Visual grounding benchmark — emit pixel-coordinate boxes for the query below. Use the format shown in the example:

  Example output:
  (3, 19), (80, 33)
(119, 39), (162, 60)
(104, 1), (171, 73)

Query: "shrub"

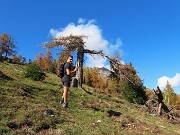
(23, 62), (46, 81)
(50, 60), (57, 74)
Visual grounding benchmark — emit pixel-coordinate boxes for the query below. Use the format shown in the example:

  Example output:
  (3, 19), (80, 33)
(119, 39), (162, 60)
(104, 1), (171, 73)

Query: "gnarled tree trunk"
(76, 47), (84, 88)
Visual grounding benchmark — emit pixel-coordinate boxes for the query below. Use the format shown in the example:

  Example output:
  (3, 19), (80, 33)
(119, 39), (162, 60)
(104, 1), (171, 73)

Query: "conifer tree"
(90, 67), (101, 89)
(83, 67), (92, 87)
(35, 51), (44, 69)
(35, 50), (53, 71)
(0, 33), (16, 59)
(115, 63), (147, 104)
(163, 81), (177, 106)
(43, 50), (53, 71)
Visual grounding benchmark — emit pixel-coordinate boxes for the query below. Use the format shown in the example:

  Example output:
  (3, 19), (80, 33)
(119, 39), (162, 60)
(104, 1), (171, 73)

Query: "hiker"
(60, 55), (78, 108)
(153, 86), (169, 115)
(154, 86), (163, 104)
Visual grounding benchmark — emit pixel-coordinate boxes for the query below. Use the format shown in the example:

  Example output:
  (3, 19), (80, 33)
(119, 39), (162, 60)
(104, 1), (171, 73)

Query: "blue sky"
(1, 0), (180, 94)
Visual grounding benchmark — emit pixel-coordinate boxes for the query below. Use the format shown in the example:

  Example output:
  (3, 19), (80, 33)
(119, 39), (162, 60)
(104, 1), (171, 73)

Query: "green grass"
(0, 61), (180, 135)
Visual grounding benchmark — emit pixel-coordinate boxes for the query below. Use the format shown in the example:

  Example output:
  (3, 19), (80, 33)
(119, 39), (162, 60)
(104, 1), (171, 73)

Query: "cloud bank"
(49, 18), (123, 68)
(158, 73), (180, 90)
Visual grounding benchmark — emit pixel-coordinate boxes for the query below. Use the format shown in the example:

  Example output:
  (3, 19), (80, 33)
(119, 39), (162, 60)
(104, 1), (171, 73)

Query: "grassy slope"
(0, 62), (179, 135)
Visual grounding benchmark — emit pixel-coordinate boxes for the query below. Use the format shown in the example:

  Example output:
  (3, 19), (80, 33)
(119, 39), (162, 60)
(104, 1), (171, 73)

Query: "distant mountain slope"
(98, 67), (113, 78)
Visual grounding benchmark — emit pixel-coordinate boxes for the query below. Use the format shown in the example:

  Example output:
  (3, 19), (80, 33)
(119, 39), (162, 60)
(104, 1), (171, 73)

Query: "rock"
(43, 109), (55, 117)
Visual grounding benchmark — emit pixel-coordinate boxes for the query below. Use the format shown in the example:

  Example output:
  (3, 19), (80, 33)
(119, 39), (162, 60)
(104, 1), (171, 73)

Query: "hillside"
(0, 61), (180, 135)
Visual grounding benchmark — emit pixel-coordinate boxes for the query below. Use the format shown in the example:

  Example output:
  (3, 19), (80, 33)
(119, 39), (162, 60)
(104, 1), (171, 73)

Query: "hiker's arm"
(153, 89), (157, 95)
(157, 86), (161, 91)
(71, 67), (78, 73)
(69, 67), (78, 77)
(66, 67), (78, 75)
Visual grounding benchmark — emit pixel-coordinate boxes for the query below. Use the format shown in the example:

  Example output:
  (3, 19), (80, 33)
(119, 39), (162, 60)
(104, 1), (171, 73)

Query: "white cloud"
(85, 55), (107, 68)
(157, 73), (180, 90)
(49, 18), (123, 68)
(49, 29), (59, 37)
(78, 18), (86, 24)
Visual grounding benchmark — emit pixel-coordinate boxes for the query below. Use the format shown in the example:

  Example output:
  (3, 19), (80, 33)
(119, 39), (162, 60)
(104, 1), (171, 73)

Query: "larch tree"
(0, 33), (16, 59)
(163, 81), (177, 106)
(43, 50), (53, 71)
(35, 51), (44, 69)
(83, 67), (92, 87)
(35, 50), (53, 71)
(90, 67), (101, 89)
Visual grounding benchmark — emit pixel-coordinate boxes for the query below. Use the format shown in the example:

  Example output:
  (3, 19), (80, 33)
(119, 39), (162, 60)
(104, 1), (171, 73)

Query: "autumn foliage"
(0, 33), (16, 59)
(83, 63), (147, 104)
(83, 67), (114, 94)
(35, 50), (53, 72)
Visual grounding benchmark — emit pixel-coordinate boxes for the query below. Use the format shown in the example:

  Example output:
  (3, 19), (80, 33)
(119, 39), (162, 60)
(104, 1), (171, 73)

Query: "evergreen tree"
(117, 63), (147, 104)
(50, 60), (57, 74)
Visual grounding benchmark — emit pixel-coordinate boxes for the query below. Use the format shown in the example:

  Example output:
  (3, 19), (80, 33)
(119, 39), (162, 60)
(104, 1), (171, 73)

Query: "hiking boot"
(63, 102), (68, 108)
(59, 98), (64, 104)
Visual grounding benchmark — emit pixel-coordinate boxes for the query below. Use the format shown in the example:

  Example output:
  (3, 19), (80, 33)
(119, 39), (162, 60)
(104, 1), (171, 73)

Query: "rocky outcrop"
(98, 67), (113, 78)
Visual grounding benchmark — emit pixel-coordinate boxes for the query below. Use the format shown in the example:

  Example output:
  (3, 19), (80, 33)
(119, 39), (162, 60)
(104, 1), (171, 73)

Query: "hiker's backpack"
(57, 63), (65, 78)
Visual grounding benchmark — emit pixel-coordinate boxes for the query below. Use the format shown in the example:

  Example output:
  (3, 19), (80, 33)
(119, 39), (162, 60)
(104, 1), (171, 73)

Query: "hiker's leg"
(162, 103), (170, 113)
(60, 82), (64, 103)
(62, 81), (70, 108)
(61, 90), (64, 100)
(63, 86), (69, 103)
